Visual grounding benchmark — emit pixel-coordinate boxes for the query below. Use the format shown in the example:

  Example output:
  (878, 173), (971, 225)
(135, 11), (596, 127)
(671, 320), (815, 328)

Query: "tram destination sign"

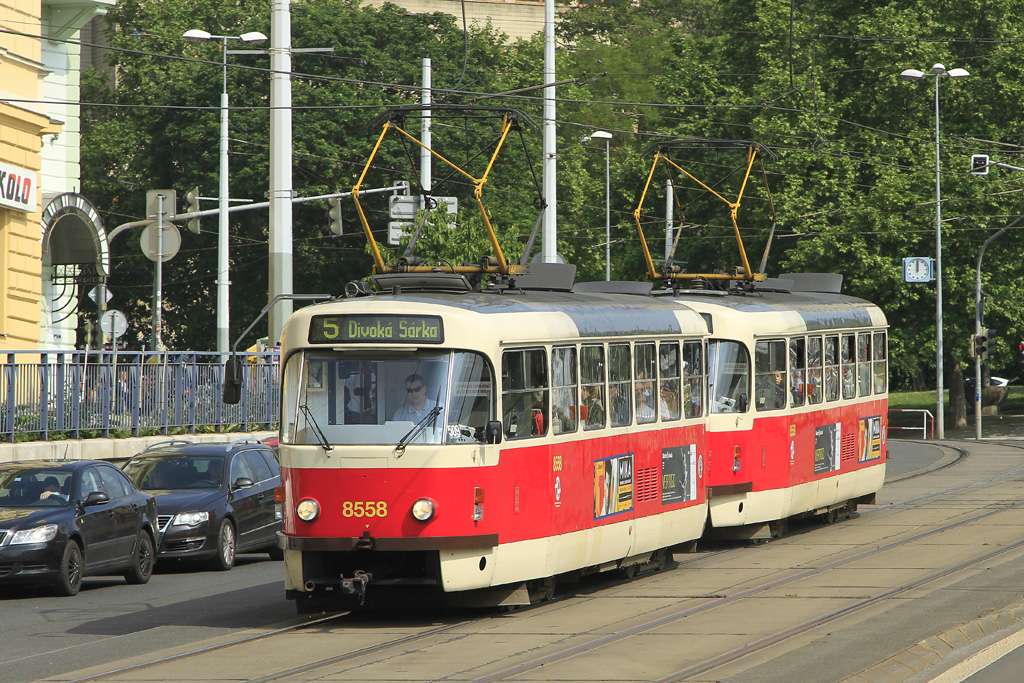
(309, 314), (444, 344)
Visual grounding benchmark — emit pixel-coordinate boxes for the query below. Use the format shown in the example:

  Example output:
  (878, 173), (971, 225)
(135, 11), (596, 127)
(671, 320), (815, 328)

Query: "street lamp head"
(900, 68), (925, 79)
(589, 130), (612, 140)
(183, 29), (212, 41)
(239, 31), (268, 43)
(947, 68), (970, 78)
(931, 63), (947, 74)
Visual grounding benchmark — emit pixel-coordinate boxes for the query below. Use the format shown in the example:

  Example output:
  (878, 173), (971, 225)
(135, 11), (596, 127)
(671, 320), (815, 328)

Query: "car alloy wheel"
(55, 542), (83, 596)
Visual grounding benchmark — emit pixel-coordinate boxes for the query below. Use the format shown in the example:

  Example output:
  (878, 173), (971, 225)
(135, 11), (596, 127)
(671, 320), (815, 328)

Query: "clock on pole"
(902, 257), (933, 283)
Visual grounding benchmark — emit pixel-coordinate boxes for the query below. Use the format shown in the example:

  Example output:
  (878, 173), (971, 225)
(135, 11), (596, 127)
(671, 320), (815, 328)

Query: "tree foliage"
(81, 0), (1024, 409)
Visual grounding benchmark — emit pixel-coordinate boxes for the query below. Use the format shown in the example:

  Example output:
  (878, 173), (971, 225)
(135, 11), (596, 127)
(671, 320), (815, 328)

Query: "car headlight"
(411, 498), (436, 522)
(172, 511), (210, 527)
(10, 524), (59, 545)
(296, 498), (320, 522)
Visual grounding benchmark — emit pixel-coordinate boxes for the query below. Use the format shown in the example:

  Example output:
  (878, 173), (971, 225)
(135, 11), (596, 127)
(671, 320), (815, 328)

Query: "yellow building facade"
(0, 0), (57, 350)
(2, 0), (112, 353)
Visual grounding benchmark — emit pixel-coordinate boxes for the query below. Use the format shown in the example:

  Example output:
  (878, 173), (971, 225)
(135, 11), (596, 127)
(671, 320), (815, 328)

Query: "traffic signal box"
(974, 329), (998, 360)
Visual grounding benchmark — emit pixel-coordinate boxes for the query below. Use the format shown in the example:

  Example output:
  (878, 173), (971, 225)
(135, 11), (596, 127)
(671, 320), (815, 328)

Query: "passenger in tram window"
(636, 384), (656, 423)
(808, 368), (823, 403)
(393, 373), (437, 422)
(791, 370), (805, 405)
(684, 377), (702, 418)
(582, 385), (605, 429)
(660, 380), (680, 420)
(608, 383), (630, 426)
(771, 372), (787, 409)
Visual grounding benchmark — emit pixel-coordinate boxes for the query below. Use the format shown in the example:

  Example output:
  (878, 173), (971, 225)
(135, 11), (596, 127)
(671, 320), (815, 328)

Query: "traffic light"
(974, 333), (989, 359)
(1017, 340), (1024, 364)
(328, 196), (343, 235)
(185, 187), (201, 233)
(970, 154), (990, 175)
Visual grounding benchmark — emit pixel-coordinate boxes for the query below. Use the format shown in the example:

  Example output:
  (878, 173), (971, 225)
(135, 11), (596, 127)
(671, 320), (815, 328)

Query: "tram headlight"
(411, 498), (436, 522)
(296, 498), (320, 522)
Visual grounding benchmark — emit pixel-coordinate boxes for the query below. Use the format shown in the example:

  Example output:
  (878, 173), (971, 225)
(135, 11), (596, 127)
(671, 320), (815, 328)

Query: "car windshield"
(0, 468), (73, 507)
(281, 349), (494, 447)
(123, 455), (225, 490)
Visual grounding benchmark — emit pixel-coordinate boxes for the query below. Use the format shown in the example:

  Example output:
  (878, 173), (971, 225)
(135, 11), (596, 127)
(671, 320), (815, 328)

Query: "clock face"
(903, 257), (931, 283)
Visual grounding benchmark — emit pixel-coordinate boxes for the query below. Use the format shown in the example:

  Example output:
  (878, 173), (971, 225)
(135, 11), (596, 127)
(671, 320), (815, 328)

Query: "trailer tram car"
(276, 273), (711, 611)
(669, 274), (888, 540)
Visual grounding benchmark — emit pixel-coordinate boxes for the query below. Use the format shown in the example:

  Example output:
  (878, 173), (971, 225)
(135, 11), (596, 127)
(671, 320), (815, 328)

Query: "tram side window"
(445, 352), (494, 444)
(581, 345), (606, 430)
(841, 333), (856, 400)
(502, 349), (548, 439)
(682, 340), (704, 418)
(754, 340), (787, 411)
(857, 333), (872, 397)
(608, 343), (632, 427)
(659, 342), (681, 422)
(873, 331), (888, 394)
(824, 335), (840, 402)
(634, 342), (657, 424)
(551, 346), (578, 435)
(709, 340), (749, 413)
(790, 337), (806, 407)
(807, 336), (824, 405)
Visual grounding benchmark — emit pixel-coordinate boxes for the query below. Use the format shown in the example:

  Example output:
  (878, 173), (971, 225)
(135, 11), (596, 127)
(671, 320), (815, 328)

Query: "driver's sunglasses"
(406, 385), (425, 393)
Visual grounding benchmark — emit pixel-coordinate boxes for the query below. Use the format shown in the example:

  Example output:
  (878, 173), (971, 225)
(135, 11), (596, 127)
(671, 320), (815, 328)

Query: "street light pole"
(900, 63), (969, 440)
(183, 28), (267, 352)
(589, 131), (612, 280)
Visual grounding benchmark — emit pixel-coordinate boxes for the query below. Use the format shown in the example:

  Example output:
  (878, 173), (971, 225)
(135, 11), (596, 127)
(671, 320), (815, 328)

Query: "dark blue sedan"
(0, 460), (158, 596)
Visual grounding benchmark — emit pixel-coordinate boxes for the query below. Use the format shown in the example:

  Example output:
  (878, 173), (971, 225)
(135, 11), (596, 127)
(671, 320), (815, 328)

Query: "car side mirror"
(82, 491), (110, 507)
(223, 356), (243, 405)
(232, 477), (255, 490)
(485, 420), (503, 445)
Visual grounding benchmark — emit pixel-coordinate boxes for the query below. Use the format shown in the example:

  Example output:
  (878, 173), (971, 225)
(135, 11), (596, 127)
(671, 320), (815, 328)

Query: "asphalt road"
(1, 553), (296, 683)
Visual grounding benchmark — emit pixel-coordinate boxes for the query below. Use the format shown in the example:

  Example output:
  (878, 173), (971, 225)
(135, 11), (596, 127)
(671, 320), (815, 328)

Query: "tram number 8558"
(342, 501), (389, 517)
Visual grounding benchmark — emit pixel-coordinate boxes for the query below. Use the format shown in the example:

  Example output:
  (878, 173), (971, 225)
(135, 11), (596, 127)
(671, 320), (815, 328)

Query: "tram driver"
(392, 373), (437, 422)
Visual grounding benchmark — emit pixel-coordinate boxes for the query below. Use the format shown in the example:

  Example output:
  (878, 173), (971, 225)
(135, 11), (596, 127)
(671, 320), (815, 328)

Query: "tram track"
(50, 439), (1024, 683)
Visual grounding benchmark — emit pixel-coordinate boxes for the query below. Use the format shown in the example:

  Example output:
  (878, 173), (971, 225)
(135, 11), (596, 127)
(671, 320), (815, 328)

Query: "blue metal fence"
(0, 350), (278, 441)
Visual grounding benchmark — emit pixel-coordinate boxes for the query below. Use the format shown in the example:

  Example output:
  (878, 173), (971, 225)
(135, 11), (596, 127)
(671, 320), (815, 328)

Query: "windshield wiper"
(299, 404), (333, 453)
(394, 403), (443, 458)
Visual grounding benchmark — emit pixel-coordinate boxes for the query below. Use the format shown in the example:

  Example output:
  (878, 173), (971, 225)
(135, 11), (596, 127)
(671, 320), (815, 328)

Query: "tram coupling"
(341, 570), (372, 605)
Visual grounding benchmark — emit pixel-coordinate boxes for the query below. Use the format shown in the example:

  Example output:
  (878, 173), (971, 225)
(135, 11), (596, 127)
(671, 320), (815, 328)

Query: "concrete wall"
(0, 431), (277, 464)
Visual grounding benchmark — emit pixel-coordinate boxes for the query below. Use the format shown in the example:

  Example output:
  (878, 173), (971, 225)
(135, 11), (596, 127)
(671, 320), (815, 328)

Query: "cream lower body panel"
(709, 463), (886, 528)
(440, 504), (707, 592)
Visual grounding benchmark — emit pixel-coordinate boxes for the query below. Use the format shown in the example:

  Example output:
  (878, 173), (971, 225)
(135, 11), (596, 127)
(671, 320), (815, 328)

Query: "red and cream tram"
(275, 272), (711, 610)
(270, 268), (886, 611)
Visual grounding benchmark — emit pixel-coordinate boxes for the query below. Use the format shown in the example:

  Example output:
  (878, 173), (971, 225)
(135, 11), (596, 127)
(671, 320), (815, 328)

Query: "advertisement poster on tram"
(593, 454), (634, 519)
(858, 416), (882, 462)
(661, 445), (697, 505)
(814, 423), (841, 474)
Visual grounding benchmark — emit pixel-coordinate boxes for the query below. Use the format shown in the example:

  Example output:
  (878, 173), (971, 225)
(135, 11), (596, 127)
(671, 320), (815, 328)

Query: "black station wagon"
(122, 440), (283, 570)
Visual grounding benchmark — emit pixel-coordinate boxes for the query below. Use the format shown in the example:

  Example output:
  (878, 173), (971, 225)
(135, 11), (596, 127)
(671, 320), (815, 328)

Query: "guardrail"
(888, 408), (935, 439)
(1, 350), (278, 442)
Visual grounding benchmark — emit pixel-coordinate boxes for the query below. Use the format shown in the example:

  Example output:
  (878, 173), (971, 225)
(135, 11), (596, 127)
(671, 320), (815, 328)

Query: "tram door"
(705, 340), (756, 525)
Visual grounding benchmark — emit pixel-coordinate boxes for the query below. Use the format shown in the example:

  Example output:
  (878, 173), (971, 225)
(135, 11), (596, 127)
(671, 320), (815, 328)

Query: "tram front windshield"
(282, 350), (494, 446)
